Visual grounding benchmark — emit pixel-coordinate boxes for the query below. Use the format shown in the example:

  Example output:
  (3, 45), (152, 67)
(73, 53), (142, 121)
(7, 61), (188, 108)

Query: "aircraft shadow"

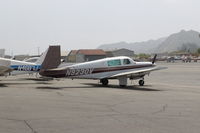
(0, 83), (8, 87)
(36, 86), (64, 90)
(21, 78), (54, 81)
(0, 81), (52, 88)
(82, 83), (162, 91)
(36, 83), (161, 91)
(36, 86), (96, 90)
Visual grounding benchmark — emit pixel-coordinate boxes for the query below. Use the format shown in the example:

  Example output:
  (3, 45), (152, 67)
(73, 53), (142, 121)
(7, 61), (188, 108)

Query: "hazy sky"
(1, 0), (200, 55)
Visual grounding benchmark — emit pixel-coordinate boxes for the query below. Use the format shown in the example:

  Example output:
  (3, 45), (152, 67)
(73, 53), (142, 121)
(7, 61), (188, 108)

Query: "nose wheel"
(139, 79), (144, 86)
(100, 79), (109, 86)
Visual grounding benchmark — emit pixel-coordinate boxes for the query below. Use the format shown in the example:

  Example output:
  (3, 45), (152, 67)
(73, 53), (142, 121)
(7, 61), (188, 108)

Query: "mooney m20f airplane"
(0, 48), (48, 76)
(39, 46), (166, 87)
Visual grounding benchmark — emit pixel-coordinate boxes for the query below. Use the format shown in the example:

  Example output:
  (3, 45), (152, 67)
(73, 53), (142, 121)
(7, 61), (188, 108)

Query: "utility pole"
(37, 47), (40, 56)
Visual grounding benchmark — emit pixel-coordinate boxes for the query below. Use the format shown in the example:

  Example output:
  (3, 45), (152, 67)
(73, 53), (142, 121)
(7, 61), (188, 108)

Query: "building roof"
(77, 49), (106, 55)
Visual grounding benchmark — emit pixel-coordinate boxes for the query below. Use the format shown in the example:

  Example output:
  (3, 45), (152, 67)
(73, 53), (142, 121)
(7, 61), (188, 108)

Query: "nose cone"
(152, 63), (156, 67)
(150, 62), (156, 67)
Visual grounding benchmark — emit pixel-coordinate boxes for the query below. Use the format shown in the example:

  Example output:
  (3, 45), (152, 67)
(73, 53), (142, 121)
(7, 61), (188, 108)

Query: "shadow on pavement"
(36, 86), (64, 90)
(21, 78), (54, 81)
(82, 83), (162, 91)
(0, 83), (8, 87)
(36, 83), (162, 91)
(36, 85), (97, 90)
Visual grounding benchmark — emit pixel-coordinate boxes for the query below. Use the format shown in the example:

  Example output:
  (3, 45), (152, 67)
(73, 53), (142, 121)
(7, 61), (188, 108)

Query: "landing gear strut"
(118, 76), (127, 87)
(100, 79), (109, 86)
(139, 79), (145, 86)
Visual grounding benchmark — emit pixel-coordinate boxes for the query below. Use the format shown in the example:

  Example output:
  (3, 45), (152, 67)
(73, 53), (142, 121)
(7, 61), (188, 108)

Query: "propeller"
(152, 54), (157, 64)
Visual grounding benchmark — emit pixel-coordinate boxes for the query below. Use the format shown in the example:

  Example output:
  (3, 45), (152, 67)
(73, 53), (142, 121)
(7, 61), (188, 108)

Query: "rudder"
(40, 45), (61, 70)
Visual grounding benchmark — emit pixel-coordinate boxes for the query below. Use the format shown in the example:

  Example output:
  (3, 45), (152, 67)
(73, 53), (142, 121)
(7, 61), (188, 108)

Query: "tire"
(139, 80), (144, 86)
(100, 79), (109, 86)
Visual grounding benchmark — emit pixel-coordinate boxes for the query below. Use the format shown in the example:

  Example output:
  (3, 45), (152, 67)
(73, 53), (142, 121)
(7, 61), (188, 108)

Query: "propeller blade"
(152, 54), (157, 64)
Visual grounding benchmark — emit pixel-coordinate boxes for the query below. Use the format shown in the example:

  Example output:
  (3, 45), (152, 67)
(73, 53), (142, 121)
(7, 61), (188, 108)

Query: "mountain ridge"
(98, 30), (200, 54)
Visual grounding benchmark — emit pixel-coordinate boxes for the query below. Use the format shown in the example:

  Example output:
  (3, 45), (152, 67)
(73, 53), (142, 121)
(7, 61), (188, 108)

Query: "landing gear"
(139, 80), (144, 86)
(118, 76), (127, 87)
(100, 79), (109, 86)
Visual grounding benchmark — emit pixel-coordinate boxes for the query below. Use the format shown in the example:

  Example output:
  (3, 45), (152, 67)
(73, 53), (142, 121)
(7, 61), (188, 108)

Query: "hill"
(98, 30), (200, 54)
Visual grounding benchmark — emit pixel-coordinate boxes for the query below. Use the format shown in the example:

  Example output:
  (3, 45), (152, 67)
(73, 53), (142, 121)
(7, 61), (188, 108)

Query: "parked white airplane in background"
(23, 57), (40, 63)
(39, 46), (166, 87)
(0, 48), (48, 76)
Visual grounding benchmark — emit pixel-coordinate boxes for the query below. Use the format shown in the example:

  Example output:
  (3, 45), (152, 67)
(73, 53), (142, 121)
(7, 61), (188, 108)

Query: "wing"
(0, 66), (13, 76)
(100, 66), (167, 79)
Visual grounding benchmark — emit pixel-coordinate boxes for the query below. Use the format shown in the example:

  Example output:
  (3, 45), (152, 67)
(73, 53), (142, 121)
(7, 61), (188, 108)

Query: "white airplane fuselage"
(41, 56), (155, 84)
(0, 57), (41, 76)
(65, 57), (154, 79)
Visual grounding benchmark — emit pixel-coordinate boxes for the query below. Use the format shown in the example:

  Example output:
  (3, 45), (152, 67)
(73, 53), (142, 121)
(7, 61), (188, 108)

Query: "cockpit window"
(107, 59), (121, 66)
(123, 59), (131, 65)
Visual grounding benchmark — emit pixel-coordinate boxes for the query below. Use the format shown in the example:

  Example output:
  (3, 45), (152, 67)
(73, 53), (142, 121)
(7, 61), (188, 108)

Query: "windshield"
(107, 59), (121, 66)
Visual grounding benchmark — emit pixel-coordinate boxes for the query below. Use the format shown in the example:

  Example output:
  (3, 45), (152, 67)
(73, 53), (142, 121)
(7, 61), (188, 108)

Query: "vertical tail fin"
(40, 45), (61, 70)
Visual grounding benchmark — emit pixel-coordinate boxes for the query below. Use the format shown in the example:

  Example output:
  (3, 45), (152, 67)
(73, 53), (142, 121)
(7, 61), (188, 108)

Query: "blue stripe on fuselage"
(10, 65), (41, 71)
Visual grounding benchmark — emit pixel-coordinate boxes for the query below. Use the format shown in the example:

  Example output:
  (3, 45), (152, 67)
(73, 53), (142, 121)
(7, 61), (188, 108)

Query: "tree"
(138, 53), (150, 59)
(198, 48), (200, 54)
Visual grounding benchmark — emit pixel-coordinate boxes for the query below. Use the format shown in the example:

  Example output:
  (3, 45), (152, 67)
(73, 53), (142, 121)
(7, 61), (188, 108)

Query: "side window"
(123, 59), (131, 65)
(107, 59), (121, 66)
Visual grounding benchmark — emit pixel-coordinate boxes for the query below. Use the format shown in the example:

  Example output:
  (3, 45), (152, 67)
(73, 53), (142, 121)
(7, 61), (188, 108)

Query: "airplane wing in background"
(101, 66), (167, 79)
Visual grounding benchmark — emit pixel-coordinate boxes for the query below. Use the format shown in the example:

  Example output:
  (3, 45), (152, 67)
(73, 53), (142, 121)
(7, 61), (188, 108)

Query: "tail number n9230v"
(66, 68), (93, 76)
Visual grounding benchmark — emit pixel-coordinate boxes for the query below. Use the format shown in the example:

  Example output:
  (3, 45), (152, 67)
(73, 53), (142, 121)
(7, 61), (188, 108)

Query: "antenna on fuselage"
(152, 54), (157, 64)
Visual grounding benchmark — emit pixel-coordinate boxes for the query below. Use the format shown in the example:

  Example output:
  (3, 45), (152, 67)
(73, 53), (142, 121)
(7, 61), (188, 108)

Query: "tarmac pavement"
(0, 62), (200, 133)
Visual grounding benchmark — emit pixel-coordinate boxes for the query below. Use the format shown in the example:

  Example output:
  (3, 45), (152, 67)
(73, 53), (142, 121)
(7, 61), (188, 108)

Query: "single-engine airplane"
(39, 46), (166, 87)
(0, 48), (48, 76)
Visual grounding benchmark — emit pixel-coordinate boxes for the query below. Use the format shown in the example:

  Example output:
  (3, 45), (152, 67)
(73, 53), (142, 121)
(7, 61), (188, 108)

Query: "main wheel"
(139, 80), (144, 86)
(100, 79), (109, 86)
